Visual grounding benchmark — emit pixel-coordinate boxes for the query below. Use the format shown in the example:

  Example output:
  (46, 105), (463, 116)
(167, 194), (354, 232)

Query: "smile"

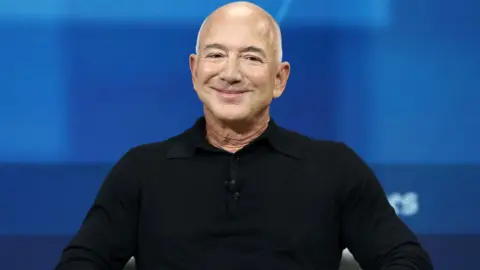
(213, 88), (250, 96)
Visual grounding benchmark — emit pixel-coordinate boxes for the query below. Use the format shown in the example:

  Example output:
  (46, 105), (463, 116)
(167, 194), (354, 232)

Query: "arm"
(55, 148), (141, 270)
(336, 143), (433, 270)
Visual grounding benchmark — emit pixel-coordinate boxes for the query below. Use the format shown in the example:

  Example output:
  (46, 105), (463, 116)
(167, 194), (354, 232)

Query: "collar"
(167, 117), (302, 159)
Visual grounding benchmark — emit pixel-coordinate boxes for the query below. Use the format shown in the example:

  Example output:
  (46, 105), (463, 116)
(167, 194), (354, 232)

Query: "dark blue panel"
(0, 163), (109, 234)
(372, 165), (480, 234)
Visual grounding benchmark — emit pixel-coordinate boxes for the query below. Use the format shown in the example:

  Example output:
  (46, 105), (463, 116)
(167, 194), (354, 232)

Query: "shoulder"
(117, 130), (194, 164)
(97, 132), (193, 190)
(277, 125), (360, 160)
(277, 126), (372, 177)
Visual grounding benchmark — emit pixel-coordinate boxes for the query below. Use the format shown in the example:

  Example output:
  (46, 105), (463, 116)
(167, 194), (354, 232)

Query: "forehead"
(201, 16), (273, 52)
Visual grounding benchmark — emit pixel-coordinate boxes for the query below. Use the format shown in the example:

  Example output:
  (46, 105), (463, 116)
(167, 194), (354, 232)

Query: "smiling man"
(55, 2), (433, 270)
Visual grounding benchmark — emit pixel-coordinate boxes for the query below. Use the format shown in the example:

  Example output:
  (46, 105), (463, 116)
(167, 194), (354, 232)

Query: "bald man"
(55, 2), (432, 270)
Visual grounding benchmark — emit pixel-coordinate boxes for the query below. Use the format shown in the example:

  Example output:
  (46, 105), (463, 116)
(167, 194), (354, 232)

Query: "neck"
(204, 109), (270, 153)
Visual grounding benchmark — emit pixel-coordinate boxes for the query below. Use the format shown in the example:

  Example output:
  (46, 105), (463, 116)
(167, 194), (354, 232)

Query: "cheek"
(198, 63), (222, 82)
(249, 73), (274, 91)
(240, 66), (269, 83)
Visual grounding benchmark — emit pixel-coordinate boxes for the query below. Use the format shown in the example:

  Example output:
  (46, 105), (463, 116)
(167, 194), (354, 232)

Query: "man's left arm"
(335, 143), (433, 270)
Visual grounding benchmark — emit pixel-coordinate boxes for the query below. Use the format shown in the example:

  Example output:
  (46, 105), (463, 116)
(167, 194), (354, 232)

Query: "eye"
(206, 53), (224, 58)
(244, 55), (262, 62)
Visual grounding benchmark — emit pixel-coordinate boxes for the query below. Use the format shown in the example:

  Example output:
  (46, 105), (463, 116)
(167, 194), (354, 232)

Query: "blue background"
(0, 0), (479, 269)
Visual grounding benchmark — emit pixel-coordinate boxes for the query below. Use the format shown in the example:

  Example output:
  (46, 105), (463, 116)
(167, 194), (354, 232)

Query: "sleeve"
(336, 143), (433, 270)
(55, 148), (141, 270)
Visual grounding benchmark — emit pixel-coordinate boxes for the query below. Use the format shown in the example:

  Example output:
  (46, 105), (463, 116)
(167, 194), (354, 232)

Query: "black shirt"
(55, 117), (432, 270)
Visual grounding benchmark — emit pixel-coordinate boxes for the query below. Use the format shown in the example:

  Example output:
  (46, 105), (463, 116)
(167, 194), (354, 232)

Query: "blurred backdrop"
(0, 0), (479, 269)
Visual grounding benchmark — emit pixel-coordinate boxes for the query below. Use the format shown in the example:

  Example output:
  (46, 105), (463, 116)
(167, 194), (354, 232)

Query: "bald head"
(195, 1), (283, 63)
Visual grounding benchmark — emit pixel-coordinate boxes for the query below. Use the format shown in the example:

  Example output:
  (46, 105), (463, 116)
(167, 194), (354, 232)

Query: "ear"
(189, 53), (198, 87)
(273, 61), (291, 98)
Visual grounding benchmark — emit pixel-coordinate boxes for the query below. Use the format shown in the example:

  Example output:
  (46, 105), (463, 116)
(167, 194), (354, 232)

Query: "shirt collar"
(167, 117), (302, 159)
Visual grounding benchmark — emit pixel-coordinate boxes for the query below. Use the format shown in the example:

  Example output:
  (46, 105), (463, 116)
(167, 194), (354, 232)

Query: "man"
(55, 1), (433, 269)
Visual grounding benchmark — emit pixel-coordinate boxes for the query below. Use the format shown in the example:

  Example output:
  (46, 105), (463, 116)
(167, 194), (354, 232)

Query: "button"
(225, 179), (236, 192)
(234, 156), (240, 163)
(233, 192), (241, 200)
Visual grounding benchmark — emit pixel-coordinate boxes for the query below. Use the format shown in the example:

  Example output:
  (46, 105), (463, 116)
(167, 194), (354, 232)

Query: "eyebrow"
(203, 43), (267, 58)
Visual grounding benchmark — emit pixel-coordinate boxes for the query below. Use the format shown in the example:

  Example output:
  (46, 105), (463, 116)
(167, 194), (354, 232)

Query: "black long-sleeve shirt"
(55, 117), (433, 270)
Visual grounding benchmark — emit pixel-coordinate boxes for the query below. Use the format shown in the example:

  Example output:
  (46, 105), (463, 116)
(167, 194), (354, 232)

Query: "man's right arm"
(55, 148), (141, 270)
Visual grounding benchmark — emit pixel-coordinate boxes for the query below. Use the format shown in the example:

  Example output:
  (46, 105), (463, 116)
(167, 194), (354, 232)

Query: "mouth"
(212, 88), (250, 96)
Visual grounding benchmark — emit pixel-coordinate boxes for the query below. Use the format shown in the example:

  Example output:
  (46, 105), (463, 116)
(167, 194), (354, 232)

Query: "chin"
(215, 112), (248, 122)
(210, 107), (250, 122)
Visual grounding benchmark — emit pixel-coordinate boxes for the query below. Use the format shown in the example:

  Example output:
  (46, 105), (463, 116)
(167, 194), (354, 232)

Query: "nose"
(219, 55), (242, 84)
